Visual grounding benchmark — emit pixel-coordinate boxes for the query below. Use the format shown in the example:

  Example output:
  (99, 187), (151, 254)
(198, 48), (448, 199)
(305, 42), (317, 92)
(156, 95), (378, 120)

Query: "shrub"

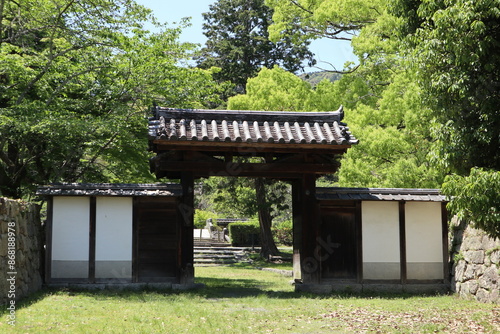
(272, 220), (293, 246)
(228, 220), (260, 246)
(194, 210), (218, 229)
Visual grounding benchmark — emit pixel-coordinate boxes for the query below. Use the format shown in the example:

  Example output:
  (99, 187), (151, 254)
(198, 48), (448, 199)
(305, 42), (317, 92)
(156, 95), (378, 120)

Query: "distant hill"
(299, 71), (342, 86)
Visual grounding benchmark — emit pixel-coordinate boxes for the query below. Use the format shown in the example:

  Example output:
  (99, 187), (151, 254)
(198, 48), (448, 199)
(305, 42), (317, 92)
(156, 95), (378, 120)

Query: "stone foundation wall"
(450, 218), (500, 303)
(0, 198), (43, 305)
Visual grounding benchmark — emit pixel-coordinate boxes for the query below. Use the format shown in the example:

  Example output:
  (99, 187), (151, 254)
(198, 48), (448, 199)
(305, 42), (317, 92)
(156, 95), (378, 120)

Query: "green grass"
(2, 265), (499, 333)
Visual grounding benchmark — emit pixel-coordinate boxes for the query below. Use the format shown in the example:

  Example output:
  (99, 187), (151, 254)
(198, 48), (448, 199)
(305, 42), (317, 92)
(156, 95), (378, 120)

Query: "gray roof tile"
(316, 187), (447, 202)
(148, 107), (358, 146)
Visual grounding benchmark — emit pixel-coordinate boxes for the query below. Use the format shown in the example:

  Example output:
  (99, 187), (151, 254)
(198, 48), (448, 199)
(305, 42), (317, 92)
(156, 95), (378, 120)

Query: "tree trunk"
(254, 177), (279, 259)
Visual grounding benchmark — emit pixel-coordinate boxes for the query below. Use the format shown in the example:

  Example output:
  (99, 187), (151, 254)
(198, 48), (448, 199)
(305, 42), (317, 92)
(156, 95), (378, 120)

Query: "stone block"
(483, 236), (499, 250)
(0, 235), (7, 257)
(464, 236), (483, 250)
(475, 288), (489, 303)
(480, 266), (499, 289)
(490, 250), (500, 265)
(464, 250), (484, 264)
(489, 287), (499, 303)
(464, 264), (477, 280)
(463, 281), (479, 295)
(454, 260), (466, 282)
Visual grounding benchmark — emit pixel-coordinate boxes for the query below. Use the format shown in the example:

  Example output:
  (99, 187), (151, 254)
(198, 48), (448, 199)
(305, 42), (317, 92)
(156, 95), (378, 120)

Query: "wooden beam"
(154, 140), (350, 155)
(157, 161), (340, 176)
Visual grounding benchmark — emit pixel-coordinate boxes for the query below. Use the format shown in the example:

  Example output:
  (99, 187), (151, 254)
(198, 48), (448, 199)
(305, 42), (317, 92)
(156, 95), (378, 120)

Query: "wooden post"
(399, 201), (407, 285)
(178, 171), (195, 285)
(44, 198), (53, 284)
(441, 202), (450, 284)
(132, 197), (139, 283)
(293, 174), (320, 285)
(355, 201), (363, 283)
(88, 196), (96, 283)
(292, 179), (302, 282)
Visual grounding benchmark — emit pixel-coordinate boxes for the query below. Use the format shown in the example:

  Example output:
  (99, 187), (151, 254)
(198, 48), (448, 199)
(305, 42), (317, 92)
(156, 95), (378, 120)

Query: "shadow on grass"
(3, 265), (450, 314)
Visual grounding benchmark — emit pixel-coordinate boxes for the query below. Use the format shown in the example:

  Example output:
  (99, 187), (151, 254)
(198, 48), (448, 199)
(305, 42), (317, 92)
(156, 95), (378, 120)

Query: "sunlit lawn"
(1, 264), (499, 333)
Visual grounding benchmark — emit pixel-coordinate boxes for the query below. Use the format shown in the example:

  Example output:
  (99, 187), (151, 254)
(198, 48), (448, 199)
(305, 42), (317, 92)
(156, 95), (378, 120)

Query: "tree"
(266, 0), (500, 238)
(392, 0), (500, 238)
(229, 65), (444, 189)
(266, 0), (383, 72)
(196, 0), (315, 96)
(0, 0), (221, 198)
(198, 174), (291, 258)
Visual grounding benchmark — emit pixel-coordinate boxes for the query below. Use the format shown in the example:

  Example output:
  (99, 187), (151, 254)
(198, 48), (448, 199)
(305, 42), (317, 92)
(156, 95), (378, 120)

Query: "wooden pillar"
(355, 201), (363, 283)
(399, 201), (407, 285)
(44, 198), (53, 284)
(292, 179), (302, 282)
(178, 171), (195, 285)
(441, 202), (450, 284)
(292, 174), (320, 284)
(132, 197), (139, 283)
(88, 196), (96, 283)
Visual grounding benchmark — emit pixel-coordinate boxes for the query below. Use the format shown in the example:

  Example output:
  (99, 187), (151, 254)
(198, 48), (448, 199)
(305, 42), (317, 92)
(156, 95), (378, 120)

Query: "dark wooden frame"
(399, 201), (407, 284)
(441, 202), (450, 284)
(88, 197), (96, 283)
(44, 198), (53, 284)
(132, 197), (139, 283)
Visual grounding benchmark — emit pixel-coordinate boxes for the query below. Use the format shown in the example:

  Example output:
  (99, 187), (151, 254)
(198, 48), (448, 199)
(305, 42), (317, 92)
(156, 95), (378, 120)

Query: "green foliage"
(0, 0), (221, 198)
(390, 0), (500, 236)
(228, 66), (312, 111)
(194, 210), (219, 229)
(272, 220), (293, 246)
(454, 252), (465, 262)
(402, 0), (500, 173)
(200, 177), (258, 218)
(196, 0), (315, 98)
(266, 0), (382, 46)
(442, 168), (500, 239)
(228, 220), (260, 246)
(228, 65), (444, 189)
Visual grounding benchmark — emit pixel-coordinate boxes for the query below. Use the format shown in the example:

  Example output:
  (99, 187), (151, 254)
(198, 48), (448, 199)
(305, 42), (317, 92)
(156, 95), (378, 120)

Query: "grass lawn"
(1, 263), (499, 333)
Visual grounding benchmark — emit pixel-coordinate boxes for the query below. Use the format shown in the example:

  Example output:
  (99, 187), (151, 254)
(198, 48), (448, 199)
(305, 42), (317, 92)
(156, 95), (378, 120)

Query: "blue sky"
(135, 0), (356, 72)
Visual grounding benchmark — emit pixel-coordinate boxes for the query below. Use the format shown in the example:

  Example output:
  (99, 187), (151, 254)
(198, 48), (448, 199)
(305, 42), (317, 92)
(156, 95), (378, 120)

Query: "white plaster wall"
(51, 196), (90, 261)
(95, 197), (133, 261)
(362, 201), (400, 279)
(362, 201), (400, 262)
(405, 202), (442, 262)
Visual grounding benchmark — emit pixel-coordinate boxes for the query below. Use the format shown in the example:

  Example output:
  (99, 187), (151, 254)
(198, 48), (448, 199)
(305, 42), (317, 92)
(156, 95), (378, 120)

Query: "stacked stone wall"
(0, 198), (43, 305)
(450, 217), (500, 303)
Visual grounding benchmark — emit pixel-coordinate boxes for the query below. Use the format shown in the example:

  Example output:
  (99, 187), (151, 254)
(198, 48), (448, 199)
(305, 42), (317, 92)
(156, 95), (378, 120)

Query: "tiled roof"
(148, 107), (358, 146)
(316, 188), (447, 202)
(36, 183), (182, 197)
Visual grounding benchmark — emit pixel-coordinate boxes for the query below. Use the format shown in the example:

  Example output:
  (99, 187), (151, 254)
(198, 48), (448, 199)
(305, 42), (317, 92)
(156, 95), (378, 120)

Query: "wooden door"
(320, 208), (358, 279)
(134, 197), (178, 282)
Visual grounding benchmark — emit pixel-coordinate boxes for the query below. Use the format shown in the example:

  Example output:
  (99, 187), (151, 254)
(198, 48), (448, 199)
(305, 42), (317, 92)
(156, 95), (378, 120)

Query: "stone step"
(193, 246), (254, 266)
(195, 246), (259, 252)
(194, 254), (237, 259)
(194, 258), (240, 264)
(193, 241), (232, 248)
